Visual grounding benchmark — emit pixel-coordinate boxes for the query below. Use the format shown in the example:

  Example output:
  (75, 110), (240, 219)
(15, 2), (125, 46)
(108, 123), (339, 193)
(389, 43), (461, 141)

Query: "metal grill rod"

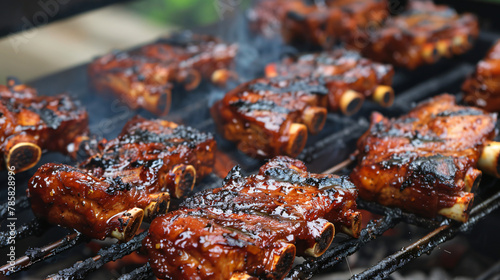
(350, 189), (500, 280)
(45, 231), (147, 280)
(0, 232), (85, 276)
(0, 218), (47, 248)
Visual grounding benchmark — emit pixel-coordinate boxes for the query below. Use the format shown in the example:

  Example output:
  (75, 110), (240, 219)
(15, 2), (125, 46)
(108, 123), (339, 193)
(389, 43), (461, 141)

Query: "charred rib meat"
(349, 0), (479, 69)
(27, 116), (215, 241)
(211, 76), (331, 158)
(350, 94), (498, 222)
(0, 78), (89, 173)
(88, 32), (237, 115)
(144, 156), (361, 280)
(462, 40), (500, 112)
(265, 49), (395, 107)
(248, 0), (388, 49)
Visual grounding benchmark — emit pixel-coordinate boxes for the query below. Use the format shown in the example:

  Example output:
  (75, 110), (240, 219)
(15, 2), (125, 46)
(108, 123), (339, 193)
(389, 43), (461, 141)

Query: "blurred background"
(0, 0), (250, 82)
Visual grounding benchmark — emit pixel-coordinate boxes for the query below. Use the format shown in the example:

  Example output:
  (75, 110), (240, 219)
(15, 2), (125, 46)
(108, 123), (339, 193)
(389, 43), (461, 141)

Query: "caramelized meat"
(248, 0), (388, 49)
(88, 32), (237, 115)
(211, 76), (330, 158)
(265, 49), (395, 106)
(351, 94), (497, 222)
(462, 40), (500, 111)
(282, 0), (388, 49)
(139, 32), (238, 86)
(350, 0), (479, 69)
(0, 78), (88, 173)
(27, 116), (215, 241)
(144, 156), (361, 280)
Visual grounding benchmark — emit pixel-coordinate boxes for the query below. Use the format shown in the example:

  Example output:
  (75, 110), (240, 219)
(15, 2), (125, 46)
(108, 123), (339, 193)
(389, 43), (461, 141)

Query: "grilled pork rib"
(0, 78), (89, 173)
(350, 0), (479, 69)
(350, 94), (497, 222)
(144, 156), (361, 280)
(249, 0), (477, 69)
(462, 40), (500, 112)
(27, 116), (215, 241)
(248, 0), (388, 49)
(88, 32), (237, 115)
(265, 49), (395, 107)
(211, 76), (330, 158)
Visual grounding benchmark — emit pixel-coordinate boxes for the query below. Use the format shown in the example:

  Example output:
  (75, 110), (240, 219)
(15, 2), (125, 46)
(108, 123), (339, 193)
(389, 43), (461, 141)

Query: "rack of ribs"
(143, 156), (361, 280)
(248, 0), (388, 49)
(27, 116), (216, 241)
(0, 78), (89, 173)
(350, 94), (499, 222)
(462, 40), (500, 112)
(265, 49), (395, 107)
(88, 32), (237, 115)
(211, 75), (363, 158)
(348, 0), (479, 69)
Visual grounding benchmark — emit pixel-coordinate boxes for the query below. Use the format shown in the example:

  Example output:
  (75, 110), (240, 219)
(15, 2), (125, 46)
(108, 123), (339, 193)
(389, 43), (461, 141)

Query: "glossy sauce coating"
(248, 0), (388, 49)
(27, 116), (215, 240)
(266, 49), (394, 102)
(145, 156), (361, 280)
(88, 32), (237, 115)
(351, 94), (496, 220)
(211, 76), (329, 158)
(0, 82), (88, 170)
(353, 0), (479, 69)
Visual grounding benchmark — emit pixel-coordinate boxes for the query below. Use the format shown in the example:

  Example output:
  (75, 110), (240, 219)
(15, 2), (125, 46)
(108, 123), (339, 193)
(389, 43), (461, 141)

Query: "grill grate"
(0, 25), (499, 280)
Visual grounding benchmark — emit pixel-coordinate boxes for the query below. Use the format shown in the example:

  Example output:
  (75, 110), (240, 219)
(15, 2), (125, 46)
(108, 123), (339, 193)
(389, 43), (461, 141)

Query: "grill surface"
(1, 13), (500, 280)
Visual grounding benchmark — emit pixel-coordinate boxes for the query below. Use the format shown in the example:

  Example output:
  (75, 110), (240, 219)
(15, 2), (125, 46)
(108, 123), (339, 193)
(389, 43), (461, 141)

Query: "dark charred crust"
(249, 77), (329, 96)
(435, 108), (484, 117)
(263, 167), (354, 190)
(230, 99), (290, 114)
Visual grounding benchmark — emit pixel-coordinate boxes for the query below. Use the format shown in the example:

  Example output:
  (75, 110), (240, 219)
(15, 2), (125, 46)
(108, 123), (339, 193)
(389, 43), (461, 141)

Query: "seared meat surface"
(0, 78), (88, 173)
(351, 94), (497, 221)
(265, 49), (395, 106)
(350, 0), (479, 69)
(212, 55), (385, 158)
(88, 32), (237, 115)
(248, 0), (387, 49)
(211, 76), (330, 158)
(249, 0), (477, 69)
(27, 116), (215, 241)
(463, 40), (500, 112)
(144, 156), (360, 280)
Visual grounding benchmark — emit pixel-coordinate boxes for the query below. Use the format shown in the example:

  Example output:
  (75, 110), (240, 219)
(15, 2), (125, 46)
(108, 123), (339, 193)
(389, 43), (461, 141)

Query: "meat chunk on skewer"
(88, 32), (237, 115)
(462, 40), (500, 112)
(144, 156), (361, 280)
(351, 94), (498, 222)
(0, 78), (89, 173)
(265, 49), (395, 107)
(349, 0), (479, 69)
(27, 116), (215, 241)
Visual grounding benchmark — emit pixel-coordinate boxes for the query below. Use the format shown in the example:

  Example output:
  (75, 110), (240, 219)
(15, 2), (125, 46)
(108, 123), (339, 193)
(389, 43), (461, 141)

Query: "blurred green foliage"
(128, 0), (251, 27)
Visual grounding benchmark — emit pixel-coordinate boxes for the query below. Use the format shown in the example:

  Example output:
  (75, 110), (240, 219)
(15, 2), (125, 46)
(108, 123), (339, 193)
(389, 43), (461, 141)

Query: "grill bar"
(0, 232), (85, 276)
(350, 190), (500, 280)
(117, 263), (152, 280)
(285, 214), (399, 280)
(45, 231), (147, 280)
